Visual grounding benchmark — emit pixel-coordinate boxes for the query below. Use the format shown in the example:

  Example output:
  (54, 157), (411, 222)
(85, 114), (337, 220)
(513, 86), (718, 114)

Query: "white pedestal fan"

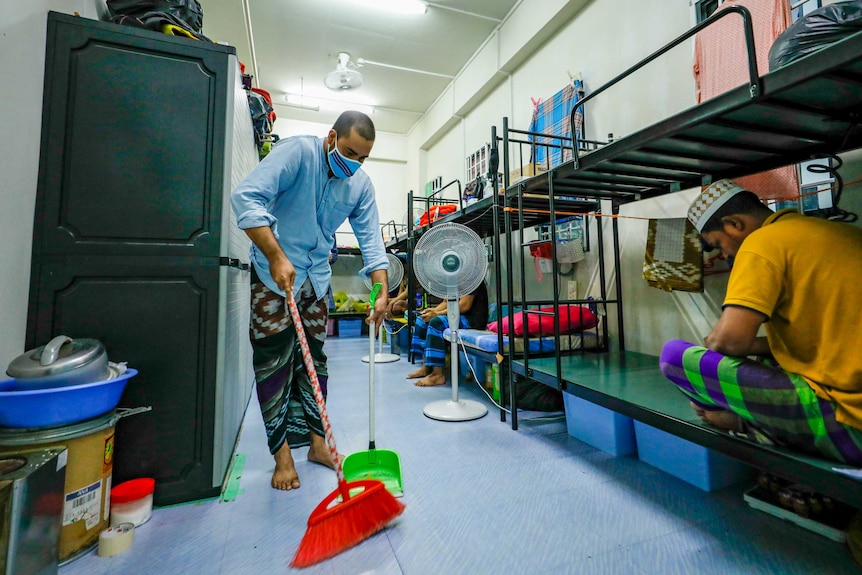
(413, 222), (488, 422)
(360, 253), (405, 364)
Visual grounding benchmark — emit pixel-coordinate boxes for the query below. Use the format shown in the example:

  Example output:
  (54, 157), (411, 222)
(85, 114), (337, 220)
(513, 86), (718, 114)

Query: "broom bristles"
(291, 480), (405, 568)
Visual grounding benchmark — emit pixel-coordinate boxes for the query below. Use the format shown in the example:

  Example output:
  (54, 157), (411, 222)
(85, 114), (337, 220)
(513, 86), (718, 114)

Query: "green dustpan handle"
(369, 282), (382, 307)
(367, 282), (382, 447)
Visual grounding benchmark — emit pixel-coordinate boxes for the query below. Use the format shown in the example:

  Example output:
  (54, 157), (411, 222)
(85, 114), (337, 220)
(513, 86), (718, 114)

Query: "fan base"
(360, 353), (401, 364)
(423, 399), (488, 422)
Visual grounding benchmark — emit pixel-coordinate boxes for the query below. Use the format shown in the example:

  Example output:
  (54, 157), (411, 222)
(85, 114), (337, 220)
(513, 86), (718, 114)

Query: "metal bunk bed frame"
(506, 6), (862, 508)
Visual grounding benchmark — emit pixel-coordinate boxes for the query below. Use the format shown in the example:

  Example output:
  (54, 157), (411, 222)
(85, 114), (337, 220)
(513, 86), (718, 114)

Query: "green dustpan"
(343, 283), (404, 497)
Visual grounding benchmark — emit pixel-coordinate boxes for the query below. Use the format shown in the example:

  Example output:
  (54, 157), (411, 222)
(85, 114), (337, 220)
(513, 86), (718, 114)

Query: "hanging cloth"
(643, 218), (703, 292)
(528, 78), (585, 168)
(694, 0), (798, 200)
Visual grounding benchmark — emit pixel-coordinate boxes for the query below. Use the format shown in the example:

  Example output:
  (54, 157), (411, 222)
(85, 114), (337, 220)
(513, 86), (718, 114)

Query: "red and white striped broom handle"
(286, 297), (345, 486)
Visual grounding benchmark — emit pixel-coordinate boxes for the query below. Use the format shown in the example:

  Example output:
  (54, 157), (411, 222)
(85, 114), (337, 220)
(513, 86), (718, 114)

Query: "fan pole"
(422, 301), (488, 422)
(361, 255), (403, 363)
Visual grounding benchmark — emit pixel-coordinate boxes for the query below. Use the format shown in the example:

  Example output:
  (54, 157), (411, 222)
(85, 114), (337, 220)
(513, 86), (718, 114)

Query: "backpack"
(107, 0), (204, 34)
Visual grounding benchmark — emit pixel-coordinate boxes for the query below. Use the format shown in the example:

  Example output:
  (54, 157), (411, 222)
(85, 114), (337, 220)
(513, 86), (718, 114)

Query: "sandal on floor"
(729, 419), (777, 446)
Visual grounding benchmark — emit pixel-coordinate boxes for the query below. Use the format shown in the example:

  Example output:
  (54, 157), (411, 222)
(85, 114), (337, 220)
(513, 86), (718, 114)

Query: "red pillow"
(486, 314), (512, 334)
(487, 305), (597, 336)
(520, 305), (597, 336)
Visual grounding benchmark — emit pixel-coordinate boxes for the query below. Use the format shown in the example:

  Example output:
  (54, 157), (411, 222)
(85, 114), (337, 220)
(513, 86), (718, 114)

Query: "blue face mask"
(327, 134), (362, 179)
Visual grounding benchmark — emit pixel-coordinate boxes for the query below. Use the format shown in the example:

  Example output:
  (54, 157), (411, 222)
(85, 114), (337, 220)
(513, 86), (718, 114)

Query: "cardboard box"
(563, 392), (636, 456)
(634, 421), (753, 491)
(508, 162), (547, 183)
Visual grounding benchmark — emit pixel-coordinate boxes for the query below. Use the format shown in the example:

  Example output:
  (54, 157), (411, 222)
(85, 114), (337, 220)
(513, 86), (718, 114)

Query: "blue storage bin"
(634, 421), (753, 491)
(338, 319), (362, 338)
(563, 392), (636, 456)
(387, 321), (410, 355)
(458, 352), (483, 387)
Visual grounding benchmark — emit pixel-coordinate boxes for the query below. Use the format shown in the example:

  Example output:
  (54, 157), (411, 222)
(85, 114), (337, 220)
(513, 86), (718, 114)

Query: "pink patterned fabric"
(694, 0), (798, 200)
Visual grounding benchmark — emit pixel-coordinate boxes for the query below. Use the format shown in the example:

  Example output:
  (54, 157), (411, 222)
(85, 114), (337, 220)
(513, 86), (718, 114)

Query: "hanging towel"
(694, 0), (798, 200)
(643, 218), (703, 292)
(528, 79), (585, 167)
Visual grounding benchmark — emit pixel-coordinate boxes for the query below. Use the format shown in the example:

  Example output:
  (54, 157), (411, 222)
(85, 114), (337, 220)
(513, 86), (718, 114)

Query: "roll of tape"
(98, 522), (135, 557)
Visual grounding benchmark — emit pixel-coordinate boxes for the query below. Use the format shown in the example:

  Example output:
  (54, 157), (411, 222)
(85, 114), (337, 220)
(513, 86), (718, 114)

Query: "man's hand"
(366, 269), (389, 329)
(419, 308), (438, 322)
(368, 294), (388, 330)
(269, 254), (296, 296)
(243, 226), (295, 295)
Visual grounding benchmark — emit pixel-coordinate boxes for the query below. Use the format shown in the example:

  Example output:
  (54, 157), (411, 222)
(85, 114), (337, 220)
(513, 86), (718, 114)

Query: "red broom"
(287, 297), (405, 568)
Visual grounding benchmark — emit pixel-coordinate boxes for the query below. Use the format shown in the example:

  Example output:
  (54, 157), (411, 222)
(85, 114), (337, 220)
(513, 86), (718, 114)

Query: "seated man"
(407, 281), (489, 387)
(660, 179), (862, 465)
(385, 275), (410, 319)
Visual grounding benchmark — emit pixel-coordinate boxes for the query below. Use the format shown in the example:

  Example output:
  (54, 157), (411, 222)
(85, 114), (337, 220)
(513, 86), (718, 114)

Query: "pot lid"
(6, 336), (106, 379)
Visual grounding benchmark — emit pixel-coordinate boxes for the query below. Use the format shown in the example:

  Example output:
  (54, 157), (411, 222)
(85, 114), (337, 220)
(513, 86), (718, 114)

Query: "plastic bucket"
(110, 477), (155, 526)
(0, 410), (118, 563)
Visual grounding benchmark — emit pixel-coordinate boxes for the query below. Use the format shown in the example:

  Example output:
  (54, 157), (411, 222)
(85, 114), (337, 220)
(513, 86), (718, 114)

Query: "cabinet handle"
(219, 257), (250, 271)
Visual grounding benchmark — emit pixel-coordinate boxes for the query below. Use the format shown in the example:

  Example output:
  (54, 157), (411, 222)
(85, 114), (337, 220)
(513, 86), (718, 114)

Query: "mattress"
(443, 328), (601, 354)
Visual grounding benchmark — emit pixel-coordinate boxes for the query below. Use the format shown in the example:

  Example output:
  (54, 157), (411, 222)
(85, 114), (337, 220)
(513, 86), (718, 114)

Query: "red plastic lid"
(111, 478), (155, 504)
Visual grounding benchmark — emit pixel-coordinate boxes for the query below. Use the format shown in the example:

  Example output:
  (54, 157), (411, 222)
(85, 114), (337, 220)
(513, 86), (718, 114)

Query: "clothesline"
(500, 176), (861, 223)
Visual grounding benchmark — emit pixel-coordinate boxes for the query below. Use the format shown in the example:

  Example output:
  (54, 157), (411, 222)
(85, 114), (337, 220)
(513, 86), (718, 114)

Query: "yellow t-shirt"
(725, 209), (862, 429)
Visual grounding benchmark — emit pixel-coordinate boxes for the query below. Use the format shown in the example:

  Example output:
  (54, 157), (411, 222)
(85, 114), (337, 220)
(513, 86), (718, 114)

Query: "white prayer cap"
(687, 179), (747, 232)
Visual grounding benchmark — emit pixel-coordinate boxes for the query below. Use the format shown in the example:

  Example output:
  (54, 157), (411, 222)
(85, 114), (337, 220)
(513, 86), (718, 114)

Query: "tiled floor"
(61, 336), (861, 575)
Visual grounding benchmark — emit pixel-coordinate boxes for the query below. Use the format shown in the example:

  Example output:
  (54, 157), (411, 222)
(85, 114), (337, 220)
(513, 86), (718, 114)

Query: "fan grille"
(413, 223), (487, 299)
(364, 253), (405, 293)
(324, 69), (362, 90)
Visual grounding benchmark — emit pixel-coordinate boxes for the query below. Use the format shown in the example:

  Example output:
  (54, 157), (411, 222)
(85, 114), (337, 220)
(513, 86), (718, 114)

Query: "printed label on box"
(63, 479), (102, 529)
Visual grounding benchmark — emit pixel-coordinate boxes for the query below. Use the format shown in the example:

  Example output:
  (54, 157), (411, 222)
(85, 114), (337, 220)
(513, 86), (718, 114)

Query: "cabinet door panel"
(36, 14), (234, 258)
(28, 258), (221, 505)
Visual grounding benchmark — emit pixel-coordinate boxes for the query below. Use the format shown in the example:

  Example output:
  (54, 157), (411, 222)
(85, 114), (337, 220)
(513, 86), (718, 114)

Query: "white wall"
(409, 0), (862, 356)
(0, 1), (106, 369)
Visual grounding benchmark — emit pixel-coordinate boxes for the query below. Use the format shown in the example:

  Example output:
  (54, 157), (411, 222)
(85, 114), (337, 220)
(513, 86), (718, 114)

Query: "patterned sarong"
(250, 272), (329, 453)
(411, 315), (469, 368)
(660, 340), (862, 465)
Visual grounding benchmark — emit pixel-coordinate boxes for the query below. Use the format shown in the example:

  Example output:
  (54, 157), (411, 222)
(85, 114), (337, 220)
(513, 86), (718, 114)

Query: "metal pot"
(6, 336), (110, 389)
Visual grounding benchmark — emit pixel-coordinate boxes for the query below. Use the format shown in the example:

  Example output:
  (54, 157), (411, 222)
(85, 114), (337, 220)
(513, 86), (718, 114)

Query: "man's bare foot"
(690, 401), (740, 431)
(406, 366), (430, 379)
(307, 434), (339, 470)
(272, 442), (301, 490)
(414, 372), (446, 387)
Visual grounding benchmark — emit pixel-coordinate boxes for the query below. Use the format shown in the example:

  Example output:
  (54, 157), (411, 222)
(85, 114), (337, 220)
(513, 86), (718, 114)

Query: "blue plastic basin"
(0, 368), (138, 428)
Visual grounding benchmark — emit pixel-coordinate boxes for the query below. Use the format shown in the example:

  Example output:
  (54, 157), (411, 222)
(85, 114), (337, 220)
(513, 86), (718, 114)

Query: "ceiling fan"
(324, 52), (363, 91)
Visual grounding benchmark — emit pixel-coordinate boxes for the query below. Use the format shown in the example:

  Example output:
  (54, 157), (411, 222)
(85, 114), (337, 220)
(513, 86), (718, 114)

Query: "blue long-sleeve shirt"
(231, 134), (388, 300)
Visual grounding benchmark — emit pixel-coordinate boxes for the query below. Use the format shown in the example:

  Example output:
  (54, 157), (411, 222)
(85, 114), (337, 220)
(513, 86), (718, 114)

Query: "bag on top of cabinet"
(107, 0), (204, 33)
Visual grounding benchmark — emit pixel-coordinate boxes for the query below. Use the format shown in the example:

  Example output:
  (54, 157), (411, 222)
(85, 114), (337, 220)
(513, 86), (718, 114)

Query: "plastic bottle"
(491, 364), (500, 403)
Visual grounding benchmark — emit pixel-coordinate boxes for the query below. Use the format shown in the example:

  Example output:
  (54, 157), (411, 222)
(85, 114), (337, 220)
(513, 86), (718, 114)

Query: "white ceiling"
(202, 0), (521, 134)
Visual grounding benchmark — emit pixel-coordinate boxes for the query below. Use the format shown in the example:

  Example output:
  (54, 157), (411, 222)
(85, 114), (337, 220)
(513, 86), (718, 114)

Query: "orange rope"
(500, 177), (862, 222)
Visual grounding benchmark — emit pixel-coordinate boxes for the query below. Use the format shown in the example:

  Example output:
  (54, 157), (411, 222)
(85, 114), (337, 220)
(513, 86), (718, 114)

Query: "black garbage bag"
(107, 0), (204, 33)
(769, 1), (862, 70)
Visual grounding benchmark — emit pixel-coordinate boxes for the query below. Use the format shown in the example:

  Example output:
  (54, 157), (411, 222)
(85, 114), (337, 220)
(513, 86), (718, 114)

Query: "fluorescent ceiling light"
(283, 93), (374, 115)
(284, 93), (320, 111)
(321, 100), (375, 115)
(349, 0), (428, 15)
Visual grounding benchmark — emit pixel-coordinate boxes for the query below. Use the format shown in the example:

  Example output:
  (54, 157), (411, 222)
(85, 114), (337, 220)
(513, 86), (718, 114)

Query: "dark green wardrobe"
(27, 12), (258, 505)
